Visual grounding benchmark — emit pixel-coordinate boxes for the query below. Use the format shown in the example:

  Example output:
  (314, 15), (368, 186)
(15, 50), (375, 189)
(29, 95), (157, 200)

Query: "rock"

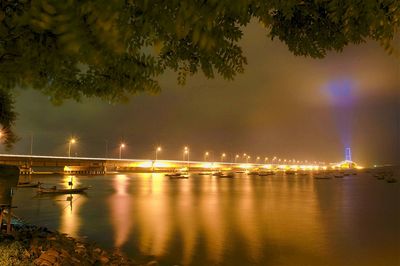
(23, 248), (31, 258)
(100, 255), (110, 264)
(94, 247), (102, 253)
(37, 250), (58, 264)
(146, 260), (159, 266)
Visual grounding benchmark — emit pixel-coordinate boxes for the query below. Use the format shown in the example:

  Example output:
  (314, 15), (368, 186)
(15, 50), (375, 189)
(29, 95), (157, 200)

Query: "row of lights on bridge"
(67, 138), (325, 165)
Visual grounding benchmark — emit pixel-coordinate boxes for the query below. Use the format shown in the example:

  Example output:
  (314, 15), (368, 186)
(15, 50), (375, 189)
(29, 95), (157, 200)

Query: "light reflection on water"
(12, 173), (400, 265)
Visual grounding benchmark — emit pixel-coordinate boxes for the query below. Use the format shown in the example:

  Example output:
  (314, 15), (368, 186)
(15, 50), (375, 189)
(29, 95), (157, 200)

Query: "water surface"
(12, 172), (400, 266)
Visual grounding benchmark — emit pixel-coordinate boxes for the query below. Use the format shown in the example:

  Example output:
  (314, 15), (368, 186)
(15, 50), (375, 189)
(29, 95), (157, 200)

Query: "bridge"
(0, 154), (323, 174)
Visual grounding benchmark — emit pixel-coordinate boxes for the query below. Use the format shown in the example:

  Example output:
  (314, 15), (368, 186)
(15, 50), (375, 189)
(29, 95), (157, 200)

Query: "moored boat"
(314, 175), (331, 180)
(17, 182), (41, 188)
(258, 171), (274, 176)
(218, 172), (234, 178)
(169, 174), (189, 179)
(37, 186), (90, 194)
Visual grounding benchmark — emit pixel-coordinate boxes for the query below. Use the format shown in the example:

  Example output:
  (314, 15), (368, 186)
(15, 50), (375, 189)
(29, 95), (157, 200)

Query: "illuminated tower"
(345, 147), (352, 161)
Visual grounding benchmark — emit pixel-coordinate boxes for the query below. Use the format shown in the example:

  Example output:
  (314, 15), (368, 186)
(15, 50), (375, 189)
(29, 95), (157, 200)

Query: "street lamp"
(155, 146), (162, 161)
(119, 143), (125, 159)
(264, 157), (268, 163)
(183, 146), (190, 168)
(235, 154), (239, 163)
(204, 151), (209, 162)
(183, 146), (189, 161)
(221, 153), (226, 162)
(247, 155), (250, 163)
(68, 138), (76, 157)
(256, 156), (260, 163)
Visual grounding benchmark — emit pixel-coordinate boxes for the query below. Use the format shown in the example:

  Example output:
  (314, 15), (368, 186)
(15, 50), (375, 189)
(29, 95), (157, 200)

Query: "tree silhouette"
(1, 0), (399, 148)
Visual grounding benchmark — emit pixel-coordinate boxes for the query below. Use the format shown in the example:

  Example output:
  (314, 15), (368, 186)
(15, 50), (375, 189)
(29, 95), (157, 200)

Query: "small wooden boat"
(17, 182), (41, 188)
(218, 172), (234, 178)
(258, 171), (274, 176)
(165, 172), (186, 177)
(285, 171), (296, 175)
(247, 171), (259, 175)
(37, 186), (90, 194)
(169, 174), (189, 179)
(198, 172), (212, 175)
(212, 171), (223, 176)
(314, 176), (331, 180)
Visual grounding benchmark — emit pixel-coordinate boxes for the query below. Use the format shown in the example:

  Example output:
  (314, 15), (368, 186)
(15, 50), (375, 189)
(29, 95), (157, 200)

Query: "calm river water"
(11, 172), (400, 266)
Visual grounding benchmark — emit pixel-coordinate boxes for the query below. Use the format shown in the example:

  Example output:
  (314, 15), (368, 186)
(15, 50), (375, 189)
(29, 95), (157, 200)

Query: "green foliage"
(0, 0), (399, 148)
(0, 89), (18, 150)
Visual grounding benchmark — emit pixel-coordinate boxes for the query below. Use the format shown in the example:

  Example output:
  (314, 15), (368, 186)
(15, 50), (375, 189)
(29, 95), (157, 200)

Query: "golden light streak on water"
(199, 177), (225, 265)
(109, 174), (134, 248)
(57, 194), (87, 238)
(136, 174), (171, 257)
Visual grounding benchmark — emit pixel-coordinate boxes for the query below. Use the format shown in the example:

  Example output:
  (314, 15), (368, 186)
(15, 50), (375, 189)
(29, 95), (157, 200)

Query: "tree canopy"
(0, 0), (399, 148)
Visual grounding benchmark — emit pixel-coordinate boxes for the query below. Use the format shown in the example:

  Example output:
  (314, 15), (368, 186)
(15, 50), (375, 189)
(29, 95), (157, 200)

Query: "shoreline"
(0, 223), (157, 265)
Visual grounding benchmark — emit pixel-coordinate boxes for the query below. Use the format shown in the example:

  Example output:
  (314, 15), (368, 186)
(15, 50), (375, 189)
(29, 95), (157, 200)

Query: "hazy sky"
(6, 22), (400, 166)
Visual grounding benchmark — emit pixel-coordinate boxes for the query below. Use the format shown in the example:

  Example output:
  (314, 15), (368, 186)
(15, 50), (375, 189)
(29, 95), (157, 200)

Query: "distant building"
(331, 160), (358, 169)
(330, 148), (361, 169)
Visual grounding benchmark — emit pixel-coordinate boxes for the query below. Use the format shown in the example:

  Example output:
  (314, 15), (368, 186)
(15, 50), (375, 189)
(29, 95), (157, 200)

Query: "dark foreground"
(0, 224), (156, 265)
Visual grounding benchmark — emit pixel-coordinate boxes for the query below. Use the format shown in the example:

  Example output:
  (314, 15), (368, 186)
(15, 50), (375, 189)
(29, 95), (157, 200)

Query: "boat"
(285, 170), (296, 175)
(37, 186), (90, 194)
(314, 175), (331, 180)
(218, 172), (234, 178)
(165, 172), (184, 177)
(386, 178), (397, 183)
(169, 174), (189, 179)
(247, 171), (259, 175)
(258, 171), (274, 176)
(198, 172), (212, 175)
(212, 171), (234, 178)
(212, 171), (223, 176)
(334, 174), (344, 178)
(17, 182), (41, 188)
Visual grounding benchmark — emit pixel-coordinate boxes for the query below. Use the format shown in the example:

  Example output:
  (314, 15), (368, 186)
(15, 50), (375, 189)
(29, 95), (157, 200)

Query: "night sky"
(6, 22), (400, 166)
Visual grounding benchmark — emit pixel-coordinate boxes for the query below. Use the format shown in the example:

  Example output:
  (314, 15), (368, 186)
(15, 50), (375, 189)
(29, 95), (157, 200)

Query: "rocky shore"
(0, 224), (157, 266)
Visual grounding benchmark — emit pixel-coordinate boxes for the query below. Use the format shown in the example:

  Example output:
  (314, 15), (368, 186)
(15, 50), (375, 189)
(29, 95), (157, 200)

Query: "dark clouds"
(6, 22), (400, 166)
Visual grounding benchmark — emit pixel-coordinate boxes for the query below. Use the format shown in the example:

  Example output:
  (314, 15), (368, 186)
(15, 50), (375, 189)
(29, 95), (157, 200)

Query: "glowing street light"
(264, 157), (268, 163)
(155, 146), (162, 161)
(247, 155), (250, 163)
(183, 146), (190, 166)
(68, 138), (76, 157)
(235, 154), (240, 163)
(119, 143), (125, 159)
(204, 151), (209, 162)
(256, 156), (260, 163)
(221, 153), (226, 162)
